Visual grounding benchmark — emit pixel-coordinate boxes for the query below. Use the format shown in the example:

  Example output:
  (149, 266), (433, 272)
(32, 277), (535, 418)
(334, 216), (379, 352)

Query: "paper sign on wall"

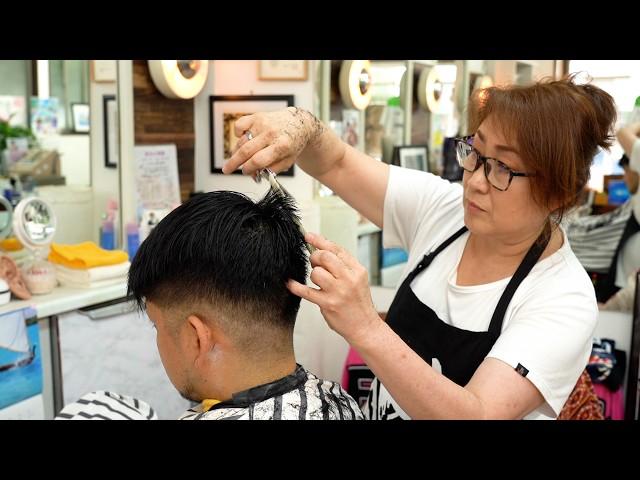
(133, 144), (181, 214)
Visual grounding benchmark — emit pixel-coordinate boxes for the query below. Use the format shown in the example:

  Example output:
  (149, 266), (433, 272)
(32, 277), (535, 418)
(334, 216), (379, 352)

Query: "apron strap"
(406, 226), (469, 283)
(488, 231), (551, 336)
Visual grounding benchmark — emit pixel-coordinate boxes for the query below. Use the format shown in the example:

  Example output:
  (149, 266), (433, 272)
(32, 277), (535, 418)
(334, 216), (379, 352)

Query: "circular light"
(148, 60), (209, 99)
(339, 60), (372, 111)
(424, 64), (457, 114)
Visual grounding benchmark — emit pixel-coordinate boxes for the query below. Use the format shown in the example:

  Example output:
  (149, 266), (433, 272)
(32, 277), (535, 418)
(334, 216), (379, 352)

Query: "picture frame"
(209, 95), (295, 175)
(103, 95), (119, 168)
(258, 61), (308, 81)
(392, 145), (430, 172)
(91, 60), (117, 83)
(70, 103), (90, 133)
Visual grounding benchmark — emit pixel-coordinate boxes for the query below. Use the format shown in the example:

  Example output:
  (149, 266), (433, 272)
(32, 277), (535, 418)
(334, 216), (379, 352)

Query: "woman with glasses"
(223, 75), (616, 419)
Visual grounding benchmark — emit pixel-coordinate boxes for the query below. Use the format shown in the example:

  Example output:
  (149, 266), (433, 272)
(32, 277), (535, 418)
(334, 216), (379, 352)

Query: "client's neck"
(213, 347), (297, 402)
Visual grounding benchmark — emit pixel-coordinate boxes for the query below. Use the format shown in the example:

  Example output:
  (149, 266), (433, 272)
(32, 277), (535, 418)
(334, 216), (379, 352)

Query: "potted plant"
(0, 115), (38, 175)
(0, 115), (37, 151)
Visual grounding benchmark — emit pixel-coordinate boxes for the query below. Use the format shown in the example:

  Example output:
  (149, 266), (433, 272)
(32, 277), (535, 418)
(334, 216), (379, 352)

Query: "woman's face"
(462, 116), (550, 242)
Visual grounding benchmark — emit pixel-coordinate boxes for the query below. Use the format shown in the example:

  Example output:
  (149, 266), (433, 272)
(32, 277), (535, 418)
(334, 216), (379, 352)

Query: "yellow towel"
(48, 241), (129, 269)
(0, 237), (23, 252)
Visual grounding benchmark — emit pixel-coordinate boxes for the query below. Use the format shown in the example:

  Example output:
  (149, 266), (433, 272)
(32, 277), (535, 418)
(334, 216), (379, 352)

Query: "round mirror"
(12, 197), (57, 249)
(0, 196), (13, 240)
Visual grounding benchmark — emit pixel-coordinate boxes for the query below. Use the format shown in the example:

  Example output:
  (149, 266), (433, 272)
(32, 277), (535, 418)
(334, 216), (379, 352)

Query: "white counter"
(0, 282), (128, 318)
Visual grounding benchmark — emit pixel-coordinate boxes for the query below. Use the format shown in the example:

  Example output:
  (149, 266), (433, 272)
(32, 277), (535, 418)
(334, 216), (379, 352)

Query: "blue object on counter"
(608, 180), (630, 206)
(100, 221), (115, 250)
(127, 232), (140, 259)
(381, 248), (409, 268)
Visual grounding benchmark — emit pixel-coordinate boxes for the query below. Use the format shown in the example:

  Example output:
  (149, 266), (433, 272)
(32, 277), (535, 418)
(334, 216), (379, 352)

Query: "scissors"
(254, 167), (316, 255)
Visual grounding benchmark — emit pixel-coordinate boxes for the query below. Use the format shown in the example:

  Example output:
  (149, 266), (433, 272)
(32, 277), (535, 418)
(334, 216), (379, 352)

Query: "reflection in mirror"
(0, 60), (121, 250)
(13, 197), (56, 248)
(23, 200), (54, 243)
(49, 60), (90, 134)
(365, 61), (407, 164)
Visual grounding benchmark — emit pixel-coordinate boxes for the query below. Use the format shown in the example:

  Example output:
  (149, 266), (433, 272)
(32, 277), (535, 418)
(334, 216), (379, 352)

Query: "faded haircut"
(127, 189), (309, 333)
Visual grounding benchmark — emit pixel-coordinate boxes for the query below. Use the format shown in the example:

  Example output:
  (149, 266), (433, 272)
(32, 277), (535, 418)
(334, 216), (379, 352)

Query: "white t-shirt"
(381, 165), (598, 420)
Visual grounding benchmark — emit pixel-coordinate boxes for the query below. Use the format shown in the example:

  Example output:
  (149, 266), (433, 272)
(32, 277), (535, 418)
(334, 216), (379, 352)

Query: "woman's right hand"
(222, 107), (325, 176)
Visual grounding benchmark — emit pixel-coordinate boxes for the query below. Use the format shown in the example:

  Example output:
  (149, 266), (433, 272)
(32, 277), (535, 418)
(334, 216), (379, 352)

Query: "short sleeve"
(487, 279), (598, 418)
(383, 165), (463, 252)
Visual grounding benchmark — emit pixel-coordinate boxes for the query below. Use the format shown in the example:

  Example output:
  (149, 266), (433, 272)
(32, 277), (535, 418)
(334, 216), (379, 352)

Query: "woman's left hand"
(287, 232), (382, 344)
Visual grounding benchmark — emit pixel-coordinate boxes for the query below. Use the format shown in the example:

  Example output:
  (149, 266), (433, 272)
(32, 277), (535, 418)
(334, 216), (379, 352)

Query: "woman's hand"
(222, 107), (324, 177)
(287, 232), (382, 344)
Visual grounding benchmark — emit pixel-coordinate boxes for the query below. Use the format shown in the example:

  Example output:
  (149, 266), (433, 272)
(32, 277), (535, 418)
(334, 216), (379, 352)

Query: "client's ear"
(186, 314), (225, 363)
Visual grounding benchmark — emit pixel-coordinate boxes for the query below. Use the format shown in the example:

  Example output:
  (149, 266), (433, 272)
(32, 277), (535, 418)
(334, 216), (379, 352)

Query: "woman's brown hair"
(468, 74), (616, 227)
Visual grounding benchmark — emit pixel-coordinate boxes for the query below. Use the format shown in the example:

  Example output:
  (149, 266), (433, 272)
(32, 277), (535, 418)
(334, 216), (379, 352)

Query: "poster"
(0, 307), (42, 412)
(0, 96), (27, 126)
(133, 144), (181, 212)
(30, 97), (60, 135)
(341, 109), (361, 148)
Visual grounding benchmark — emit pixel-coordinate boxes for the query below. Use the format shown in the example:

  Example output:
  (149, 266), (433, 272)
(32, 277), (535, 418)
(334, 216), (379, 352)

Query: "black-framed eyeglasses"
(454, 135), (535, 192)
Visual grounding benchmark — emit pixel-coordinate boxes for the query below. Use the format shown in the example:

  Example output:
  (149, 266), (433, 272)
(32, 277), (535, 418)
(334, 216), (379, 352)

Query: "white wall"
(53, 134), (91, 186)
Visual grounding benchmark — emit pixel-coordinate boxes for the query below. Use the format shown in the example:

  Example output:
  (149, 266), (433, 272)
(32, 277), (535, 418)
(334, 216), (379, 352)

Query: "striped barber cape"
(179, 364), (364, 420)
(56, 365), (363, 420)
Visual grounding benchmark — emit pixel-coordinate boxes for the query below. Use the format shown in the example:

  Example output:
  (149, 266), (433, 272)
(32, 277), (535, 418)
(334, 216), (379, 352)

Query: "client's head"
(127, 190), (309, 402)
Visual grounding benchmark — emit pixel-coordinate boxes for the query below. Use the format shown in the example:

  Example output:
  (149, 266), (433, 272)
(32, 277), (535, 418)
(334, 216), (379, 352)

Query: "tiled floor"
(58, 310), (191, 420)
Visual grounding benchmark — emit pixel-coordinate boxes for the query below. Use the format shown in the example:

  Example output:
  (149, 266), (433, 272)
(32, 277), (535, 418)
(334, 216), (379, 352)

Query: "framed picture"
(103, 95), (119, 168)
(258, 61), (308, 81)
(209, 95), (295, 175)
(71, 103), (90, 133)
(91, 60), (117, 83)
(392, 145), (430, 172)
(341, 109), (361, 149)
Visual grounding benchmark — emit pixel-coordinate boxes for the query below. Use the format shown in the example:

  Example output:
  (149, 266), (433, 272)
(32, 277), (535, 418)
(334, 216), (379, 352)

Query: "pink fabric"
(593, 383), (625, 420)
(342, 347), (366, 389)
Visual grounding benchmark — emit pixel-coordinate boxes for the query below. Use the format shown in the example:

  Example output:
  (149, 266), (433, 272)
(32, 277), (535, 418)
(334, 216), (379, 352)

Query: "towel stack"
(48, 242), (129, 289)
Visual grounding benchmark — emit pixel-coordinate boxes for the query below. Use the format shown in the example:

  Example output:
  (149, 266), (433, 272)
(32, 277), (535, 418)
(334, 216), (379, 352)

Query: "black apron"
(367, 225), (549, 420)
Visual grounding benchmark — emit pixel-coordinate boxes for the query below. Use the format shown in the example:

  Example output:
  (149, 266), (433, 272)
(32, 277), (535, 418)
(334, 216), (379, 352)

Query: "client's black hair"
(127, 189), (309, 330)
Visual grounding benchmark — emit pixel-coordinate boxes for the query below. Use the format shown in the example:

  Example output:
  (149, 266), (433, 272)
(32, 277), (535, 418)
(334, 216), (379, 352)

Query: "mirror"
(13, 197), (56, 248)
(0, 60), (122, 247)
(0, 196), (12, 240)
